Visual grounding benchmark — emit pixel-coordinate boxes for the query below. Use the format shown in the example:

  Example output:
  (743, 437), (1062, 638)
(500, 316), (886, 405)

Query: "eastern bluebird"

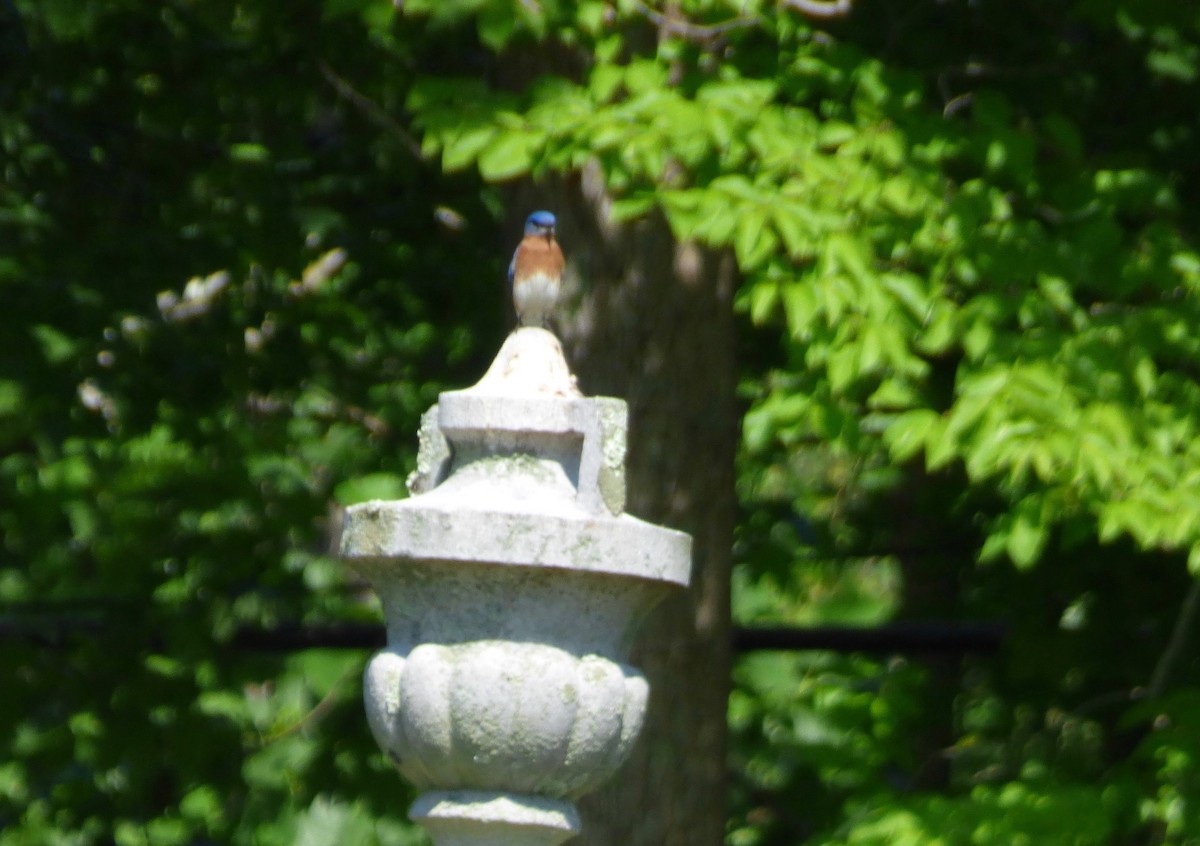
(508, 210), (564, 328)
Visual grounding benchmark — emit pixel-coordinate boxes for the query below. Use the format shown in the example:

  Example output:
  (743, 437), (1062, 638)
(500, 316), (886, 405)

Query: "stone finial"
(340, 327), (692, 846)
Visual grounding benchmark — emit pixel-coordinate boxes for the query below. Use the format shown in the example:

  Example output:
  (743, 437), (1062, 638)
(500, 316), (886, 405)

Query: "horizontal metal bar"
(0, 616), (1005, 655)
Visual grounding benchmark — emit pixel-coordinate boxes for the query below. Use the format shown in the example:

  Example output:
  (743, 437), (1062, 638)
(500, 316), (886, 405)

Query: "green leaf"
(334, 473), (408, 505)
(146, 818), (190, 846)
(195, 690), (248, 725)
(870, 377), (922, 410)
(1148, 45), (1198, 82)
(659, 189), (705, 238)
(734, 209), (778, 271)
(817, 121), (856, 150)
(917, 303), (958, 354)
(477, 129), (537, 180)
(747, 282), (781, 324)
(180, 785), (224, 828)
(1006, 503), (1048, 568)
(32, 324), (78, 365)
(229, 143), (271, 164)
(442, 124), (497, 171)
(882, 409), (939, 462)
(881, 273), (929, 322)
(880, 176), (926, 216)
(588, 65), (622, 104)
(295, 797), (376, 846)
(712, 174), (762, 202)
(780, 282), (818, 337)
(826, 346), (859, 393)
(477, 4), (520, 50)
(858, 324), (885, 374)
(827, 233), (873, 283)
(773, 205), (815, 258)
(577, 1), (606, 34)
(145, 654), (186, 679)
(962, 319), (996, 360)
(609, 195), (656, 221)
(623, 59), (669, 94)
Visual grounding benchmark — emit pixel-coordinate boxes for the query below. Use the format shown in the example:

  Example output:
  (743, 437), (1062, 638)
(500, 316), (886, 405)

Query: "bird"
(508, 210), (564, 328)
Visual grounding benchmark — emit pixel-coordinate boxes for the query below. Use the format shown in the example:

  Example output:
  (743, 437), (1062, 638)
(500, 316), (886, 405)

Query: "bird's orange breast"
(513, 235), (565, 280)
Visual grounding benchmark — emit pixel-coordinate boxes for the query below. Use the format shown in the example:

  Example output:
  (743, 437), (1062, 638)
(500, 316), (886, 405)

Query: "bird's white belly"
(514, 272), (560, 326)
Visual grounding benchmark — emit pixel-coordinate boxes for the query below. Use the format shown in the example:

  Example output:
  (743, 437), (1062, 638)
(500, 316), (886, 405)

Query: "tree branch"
(1147, 578), (1200, 699)
(631, 1), (757, 43)
(316, 60), (426, 160)
(257, 663), (360, 745)
(780, 0), (854, 20)
(630, 0), (852, 43)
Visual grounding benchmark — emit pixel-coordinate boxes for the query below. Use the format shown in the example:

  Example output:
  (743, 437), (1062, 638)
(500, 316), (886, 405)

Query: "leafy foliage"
(2, 1), (495, 841)
(5, 0), (1200, 844)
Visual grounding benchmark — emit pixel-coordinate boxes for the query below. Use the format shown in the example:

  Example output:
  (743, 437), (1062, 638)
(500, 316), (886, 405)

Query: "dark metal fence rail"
(1, 609), (1005, 654)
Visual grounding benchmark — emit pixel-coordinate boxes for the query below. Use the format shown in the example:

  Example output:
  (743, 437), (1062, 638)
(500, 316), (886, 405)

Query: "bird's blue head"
(524, 210), (557, 237)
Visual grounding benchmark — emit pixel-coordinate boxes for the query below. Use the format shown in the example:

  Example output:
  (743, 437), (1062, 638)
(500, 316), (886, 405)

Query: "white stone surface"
(470, 327), (580, 397)
(341, 327), (692, 846)
(411, 791), (580, 846)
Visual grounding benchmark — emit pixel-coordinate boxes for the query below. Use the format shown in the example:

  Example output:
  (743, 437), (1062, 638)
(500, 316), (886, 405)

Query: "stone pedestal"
(340, 328), (692, 846)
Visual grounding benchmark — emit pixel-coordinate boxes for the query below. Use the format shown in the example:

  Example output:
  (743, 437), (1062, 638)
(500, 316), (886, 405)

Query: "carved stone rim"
(341, 499), (692, 587)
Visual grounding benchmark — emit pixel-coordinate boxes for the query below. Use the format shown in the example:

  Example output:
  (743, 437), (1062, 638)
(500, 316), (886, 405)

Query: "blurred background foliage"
(3, 0), (1200, 844)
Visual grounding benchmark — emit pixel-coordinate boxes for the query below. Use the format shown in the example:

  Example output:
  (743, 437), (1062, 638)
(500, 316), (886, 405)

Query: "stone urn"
(340, 328), (692, 846)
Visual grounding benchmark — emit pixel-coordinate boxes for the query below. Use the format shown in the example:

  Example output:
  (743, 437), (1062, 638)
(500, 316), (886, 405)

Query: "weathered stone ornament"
(340, 327), (693, 846)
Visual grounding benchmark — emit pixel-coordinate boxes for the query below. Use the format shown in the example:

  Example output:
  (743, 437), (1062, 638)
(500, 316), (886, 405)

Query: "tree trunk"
(511, 163), (737, 846)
